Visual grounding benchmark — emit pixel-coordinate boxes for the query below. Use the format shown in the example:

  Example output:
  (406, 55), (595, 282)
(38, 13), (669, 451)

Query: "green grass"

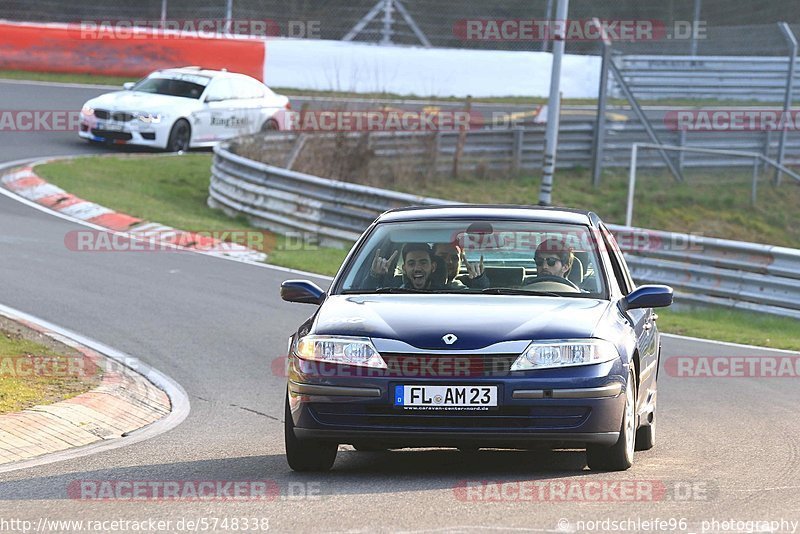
(3, 69), (795, 107)
(0, 328), (100, 414)
(657, 308), (800, 351)
(31, 153), (800, 351)
(34, 154), (349, 276)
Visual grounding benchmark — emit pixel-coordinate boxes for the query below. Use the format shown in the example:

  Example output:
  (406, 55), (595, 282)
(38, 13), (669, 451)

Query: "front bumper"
(287, 356), (628, 449)
(79, 118), (167, 148)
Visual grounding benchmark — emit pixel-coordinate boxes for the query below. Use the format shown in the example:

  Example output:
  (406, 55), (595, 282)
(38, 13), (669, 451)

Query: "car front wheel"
(586, 367), (636, 471)
(166, 119), (191, 152)
(284, 393), (337, 472)
(261, 119), (279, 132)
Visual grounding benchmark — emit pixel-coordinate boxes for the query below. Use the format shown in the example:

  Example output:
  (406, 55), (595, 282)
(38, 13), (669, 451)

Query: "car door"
(230, 75), (268, 134)
(193, 78), (240, 142)
(599, 225), (659, 408)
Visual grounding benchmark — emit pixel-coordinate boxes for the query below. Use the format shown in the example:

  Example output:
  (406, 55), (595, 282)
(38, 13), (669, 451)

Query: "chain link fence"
(2, 0), (799, 54)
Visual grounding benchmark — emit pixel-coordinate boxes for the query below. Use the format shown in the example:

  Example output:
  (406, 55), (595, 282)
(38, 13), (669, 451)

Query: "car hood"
(312, 294), (612, 351)
(85, 91), (198, 112)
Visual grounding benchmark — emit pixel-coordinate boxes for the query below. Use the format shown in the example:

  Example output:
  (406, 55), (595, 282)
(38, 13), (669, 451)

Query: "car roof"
(152, 67), (233, 79)
(376, 204), (599, 226)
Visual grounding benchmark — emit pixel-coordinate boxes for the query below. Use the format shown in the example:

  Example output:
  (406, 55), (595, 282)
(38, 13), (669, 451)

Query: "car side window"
(242, 78), (267, 99)
(205, 79), (235, 102)
(600, 225), (633, 295)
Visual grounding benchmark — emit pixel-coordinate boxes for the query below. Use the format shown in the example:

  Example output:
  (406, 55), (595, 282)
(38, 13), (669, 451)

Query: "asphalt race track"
(0, 80), (799, 533)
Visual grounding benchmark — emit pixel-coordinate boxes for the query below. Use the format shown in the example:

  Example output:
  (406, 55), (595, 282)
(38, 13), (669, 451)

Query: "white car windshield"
(337, 220), (608, 297)
(131, 74), (210, 99)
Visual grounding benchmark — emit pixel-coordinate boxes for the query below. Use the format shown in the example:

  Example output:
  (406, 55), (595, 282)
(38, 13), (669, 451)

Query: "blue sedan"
(280, 206), (673, 471)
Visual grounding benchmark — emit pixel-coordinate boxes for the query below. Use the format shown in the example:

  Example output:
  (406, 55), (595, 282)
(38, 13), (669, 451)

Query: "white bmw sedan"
(79, 67), (290, 151)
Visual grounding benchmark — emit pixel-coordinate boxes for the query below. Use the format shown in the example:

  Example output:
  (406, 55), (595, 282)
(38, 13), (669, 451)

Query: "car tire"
(635, 404), (656, 451)
(166, 119), (191, 152)
(284, 393), (337, 472)
(586, 367), (636, 471)
(261, 119), (279, 132)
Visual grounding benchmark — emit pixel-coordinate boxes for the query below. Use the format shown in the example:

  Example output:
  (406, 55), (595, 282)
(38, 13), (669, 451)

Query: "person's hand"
(462, 252), (484, 279)
(370, 249), (398, 277)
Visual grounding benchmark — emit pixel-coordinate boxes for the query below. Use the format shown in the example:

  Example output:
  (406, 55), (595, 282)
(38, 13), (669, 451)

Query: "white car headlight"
(511, 339), (619, 371)
(137, 112), (163, 124)
(81, 106), (94, 117)
(295, 335), (387, 369)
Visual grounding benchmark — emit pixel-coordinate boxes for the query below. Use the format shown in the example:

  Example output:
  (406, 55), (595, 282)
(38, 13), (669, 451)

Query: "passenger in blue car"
(367, 243), (438, 290)
(432, 242), (490, 290)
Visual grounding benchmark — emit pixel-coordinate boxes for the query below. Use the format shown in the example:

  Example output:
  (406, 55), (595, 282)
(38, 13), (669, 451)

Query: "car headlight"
(295, 335), (387, 369)
(137, 112), (163, 124)
(81, 106), (94, 117)
(511, 339), (619, 371)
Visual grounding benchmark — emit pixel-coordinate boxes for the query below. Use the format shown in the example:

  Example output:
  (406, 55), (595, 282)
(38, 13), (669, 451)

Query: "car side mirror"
(123, 82), (135, 90)
(281, 280), (326, 305)
(621, 285), (673, 311)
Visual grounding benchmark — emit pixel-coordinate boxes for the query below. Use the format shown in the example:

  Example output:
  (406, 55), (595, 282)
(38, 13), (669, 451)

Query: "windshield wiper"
(480, 288), (561, 297)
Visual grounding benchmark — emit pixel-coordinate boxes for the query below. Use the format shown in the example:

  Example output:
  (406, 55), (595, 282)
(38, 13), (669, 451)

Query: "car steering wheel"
(524, 274), (581, 291)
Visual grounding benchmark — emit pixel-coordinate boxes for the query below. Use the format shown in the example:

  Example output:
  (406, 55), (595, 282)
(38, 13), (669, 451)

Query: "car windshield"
(131, 74), (210, 99)
(337, 219), (607, 298)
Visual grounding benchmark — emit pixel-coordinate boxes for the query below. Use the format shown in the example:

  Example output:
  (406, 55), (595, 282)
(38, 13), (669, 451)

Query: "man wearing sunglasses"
(534, 238), (574, 279)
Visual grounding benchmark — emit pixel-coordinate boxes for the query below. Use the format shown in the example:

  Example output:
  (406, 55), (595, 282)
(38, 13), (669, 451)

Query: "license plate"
(394, 385), (497, 410)
(103, 122), (124, 131)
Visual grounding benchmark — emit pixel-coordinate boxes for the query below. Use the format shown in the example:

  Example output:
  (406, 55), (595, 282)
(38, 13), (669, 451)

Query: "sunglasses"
(536, 257), (561, 267)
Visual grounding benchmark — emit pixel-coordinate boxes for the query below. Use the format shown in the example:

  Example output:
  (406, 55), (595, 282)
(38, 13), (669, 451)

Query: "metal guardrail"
(210, 143), (800, 319)
(208, 144), (450, 246)
(615, 55), (800, 102)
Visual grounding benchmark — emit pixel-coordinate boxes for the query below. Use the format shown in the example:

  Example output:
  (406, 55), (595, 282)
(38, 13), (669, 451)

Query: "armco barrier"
(208, 144), (450, 247)
(0, 21), (265, 80)
(209, 142), (800, 318)
(614, 55), (800, 102)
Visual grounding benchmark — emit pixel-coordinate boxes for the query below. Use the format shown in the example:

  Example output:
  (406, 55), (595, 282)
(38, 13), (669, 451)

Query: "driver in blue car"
(533, 237), (574, 280)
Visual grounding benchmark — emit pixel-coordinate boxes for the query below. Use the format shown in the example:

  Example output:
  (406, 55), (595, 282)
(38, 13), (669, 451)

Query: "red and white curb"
(1, 165), (267, 262)
(0, 308), (172, 466)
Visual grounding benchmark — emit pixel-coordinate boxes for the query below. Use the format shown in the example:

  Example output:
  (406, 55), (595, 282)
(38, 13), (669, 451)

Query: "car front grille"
(94, 110), (134, 122)
(377, 353), (518, 379)
(310, 403), (589, 430)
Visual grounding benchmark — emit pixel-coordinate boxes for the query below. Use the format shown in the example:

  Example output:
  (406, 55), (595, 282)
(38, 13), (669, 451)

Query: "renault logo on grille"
(442, 334), (458, 345)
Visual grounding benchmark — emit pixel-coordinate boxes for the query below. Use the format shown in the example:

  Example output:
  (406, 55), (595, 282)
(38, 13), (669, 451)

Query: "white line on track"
(661, 333), (799, 354)
(0, 156), (333, 282)
(0, 302), (190, 474)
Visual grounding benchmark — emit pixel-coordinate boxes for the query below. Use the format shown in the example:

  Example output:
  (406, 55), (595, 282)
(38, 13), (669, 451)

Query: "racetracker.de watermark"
(75, 19), (321, 39)
(454, 479), (713, 502)
(67, 480), (324, 501)
(665, 355), (800, 378)
(453, 229), (703, 254)
(0, 355), (100, 379)
(63, 230), (318, 252)
(273, 354), (506, 378)
(0, 111), (81, 132)
(665, 109), (800, 131)
(453, 19), (706, 42)
(284, 110), (481, 132)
